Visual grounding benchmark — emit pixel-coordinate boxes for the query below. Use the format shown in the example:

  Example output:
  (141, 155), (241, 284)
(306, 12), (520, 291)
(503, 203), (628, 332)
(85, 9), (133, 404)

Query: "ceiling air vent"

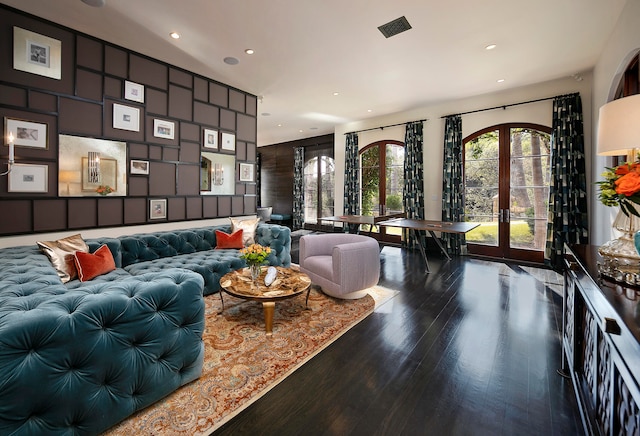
(378, 16), (412, 38)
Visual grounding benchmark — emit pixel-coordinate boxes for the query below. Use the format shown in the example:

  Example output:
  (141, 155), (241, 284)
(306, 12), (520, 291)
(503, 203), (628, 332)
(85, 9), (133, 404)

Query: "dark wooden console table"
(562, 244), (640, 435)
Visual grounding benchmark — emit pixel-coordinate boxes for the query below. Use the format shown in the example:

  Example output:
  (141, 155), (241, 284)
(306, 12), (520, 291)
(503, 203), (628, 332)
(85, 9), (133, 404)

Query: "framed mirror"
(200, 152), (235, 195)
(58, 134), (127, 196)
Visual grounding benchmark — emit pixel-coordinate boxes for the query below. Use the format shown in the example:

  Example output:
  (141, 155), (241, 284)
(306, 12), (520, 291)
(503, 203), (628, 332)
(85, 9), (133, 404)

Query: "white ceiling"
(1, 0), (628, 146)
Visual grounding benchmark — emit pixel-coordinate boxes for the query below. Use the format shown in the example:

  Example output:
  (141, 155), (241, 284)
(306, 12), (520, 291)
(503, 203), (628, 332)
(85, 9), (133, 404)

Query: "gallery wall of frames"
(0, 5), (258, 236)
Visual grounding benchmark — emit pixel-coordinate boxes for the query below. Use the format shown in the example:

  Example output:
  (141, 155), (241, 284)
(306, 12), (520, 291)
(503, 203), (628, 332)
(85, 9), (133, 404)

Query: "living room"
(1, 1), (639, 435)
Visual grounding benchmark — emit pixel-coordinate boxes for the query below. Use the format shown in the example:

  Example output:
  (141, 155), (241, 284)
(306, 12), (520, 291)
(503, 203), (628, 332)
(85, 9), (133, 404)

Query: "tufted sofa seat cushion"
(0, 269), (205, 436)
(124, 249), (245, 296)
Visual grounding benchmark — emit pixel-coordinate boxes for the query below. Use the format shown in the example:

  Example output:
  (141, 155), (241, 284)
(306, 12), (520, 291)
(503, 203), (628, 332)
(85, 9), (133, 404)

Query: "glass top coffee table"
(219, 266), (312, 336)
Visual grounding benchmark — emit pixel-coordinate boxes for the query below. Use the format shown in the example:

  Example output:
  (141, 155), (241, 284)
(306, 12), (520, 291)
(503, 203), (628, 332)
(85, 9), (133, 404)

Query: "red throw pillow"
(74, 244), (116, 282)
(215, 229), (244, 249)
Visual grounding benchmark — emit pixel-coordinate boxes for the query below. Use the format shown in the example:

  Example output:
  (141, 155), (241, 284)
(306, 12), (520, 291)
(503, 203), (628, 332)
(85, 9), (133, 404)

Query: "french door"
(464, 123), (551, 263)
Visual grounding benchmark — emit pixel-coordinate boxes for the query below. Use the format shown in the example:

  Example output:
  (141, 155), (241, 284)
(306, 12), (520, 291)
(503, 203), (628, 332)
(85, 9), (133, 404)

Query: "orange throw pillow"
(74, 244), (117, 282)
(215, 229), (244, 249)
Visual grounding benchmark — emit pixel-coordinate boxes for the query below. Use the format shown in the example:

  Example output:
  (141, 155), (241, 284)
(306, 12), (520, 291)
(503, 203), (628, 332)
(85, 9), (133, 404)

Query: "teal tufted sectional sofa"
(0, 223), (291, 435)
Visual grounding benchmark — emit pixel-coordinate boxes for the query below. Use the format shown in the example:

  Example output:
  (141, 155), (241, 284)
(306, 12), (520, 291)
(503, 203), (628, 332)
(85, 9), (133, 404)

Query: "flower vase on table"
(239, 243), (271, 284)
(597, 161), (640, 285)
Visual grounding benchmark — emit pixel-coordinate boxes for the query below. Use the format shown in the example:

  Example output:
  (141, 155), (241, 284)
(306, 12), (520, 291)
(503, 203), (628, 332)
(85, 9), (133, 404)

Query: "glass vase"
(249, 264), (261, 283)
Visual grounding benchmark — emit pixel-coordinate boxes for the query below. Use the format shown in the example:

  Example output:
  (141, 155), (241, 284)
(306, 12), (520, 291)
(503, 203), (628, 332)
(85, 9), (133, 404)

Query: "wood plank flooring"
(213, 246), (584, 435)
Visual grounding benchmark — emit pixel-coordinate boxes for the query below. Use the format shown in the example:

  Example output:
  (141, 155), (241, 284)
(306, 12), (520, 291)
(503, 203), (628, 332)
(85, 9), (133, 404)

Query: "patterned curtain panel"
(292, 147), (305, 230)
(343, 133), (360, 215)
(441, 115), (466, 255)
(256, 152), (262, 207)
(403, 121), (425, 249)
(545, 93), (589, 269)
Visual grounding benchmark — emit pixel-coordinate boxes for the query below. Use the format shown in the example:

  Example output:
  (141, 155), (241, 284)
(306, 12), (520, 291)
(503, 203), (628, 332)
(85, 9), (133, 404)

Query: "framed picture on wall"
(239, 163), (254, 182)
(153, 119), (175, 140)
(113, 104), (140, 131)
(124, 80), (145, 103)
(203, 128), (218, 149)
(81, 157), (117, 192)
(5, 117), (48, 149)
(130, 159), (149, 175)
(149, 199), (167, 220)
(221, 132), (236, 151)
(8, 163), (48, 193)
(13, 27), (62, 80)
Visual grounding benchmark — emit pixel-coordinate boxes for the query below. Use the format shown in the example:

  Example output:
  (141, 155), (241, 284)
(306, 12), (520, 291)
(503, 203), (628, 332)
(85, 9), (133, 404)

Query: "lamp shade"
(597, 94), (640, 156)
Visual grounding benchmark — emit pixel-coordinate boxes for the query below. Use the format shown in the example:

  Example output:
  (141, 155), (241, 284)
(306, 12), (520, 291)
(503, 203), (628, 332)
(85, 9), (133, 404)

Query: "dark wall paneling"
(59, 98), (102, 136)
(68, 199), (97, 229)
(163, 147), (180, 162)
(128, 177), (148, 196)
(169, 85), (193, 121)
(232, 196), (244, 215)
(218, 197), (232, 216)
(129, 54), (168, 90)
(104, 45), (127, 77)
(34, 200), (66, 232)
(210, 83), (228, 107)
(229, 90), (245, 113)
(76, 36), (103, 71)
(177, 165), (199, 196)
(129, 143), (149, 159)
(203, 196), (218, 218)
(0, 85), (27, 107)
(186, 197), (202, 219)
(98, 198), (123, 227)
(0, 200), (31, 234)
(169, 68), (192, 89)
(147, 88), (168, 116)
(104, 76), (122, 99)
(220, 109), (235, 131)
(168, 197), (186, 221)
(0, 4), (258, 237)
(149, 162), (176, 196)
(180, 122), (200, 142)
(124, 198), (146, 224)
(194, 101), (219, 126)
(29, 91), (57, 113)
(237, 113), (257, 143)
(194, 77), (208, 102)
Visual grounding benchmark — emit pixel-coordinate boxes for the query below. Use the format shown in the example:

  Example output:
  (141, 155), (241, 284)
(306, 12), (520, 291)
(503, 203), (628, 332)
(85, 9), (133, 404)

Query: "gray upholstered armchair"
(299, 233), (380, 299)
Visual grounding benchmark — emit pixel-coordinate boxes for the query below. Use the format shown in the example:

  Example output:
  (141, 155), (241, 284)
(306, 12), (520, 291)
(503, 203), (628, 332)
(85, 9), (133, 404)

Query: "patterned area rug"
(103, 286), (379, 435)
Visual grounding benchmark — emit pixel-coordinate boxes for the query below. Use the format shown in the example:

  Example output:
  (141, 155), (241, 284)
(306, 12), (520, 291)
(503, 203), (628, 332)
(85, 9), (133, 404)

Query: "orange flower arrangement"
(597, 161), (640, 216)
(95, 185), (114, 196)
(239, 243), (271, 266)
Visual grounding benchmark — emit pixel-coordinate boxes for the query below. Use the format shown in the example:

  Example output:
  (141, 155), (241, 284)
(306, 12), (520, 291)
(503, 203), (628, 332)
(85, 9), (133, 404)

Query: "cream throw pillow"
(37, 234), (89, 283)
(230, 217), (260, 246)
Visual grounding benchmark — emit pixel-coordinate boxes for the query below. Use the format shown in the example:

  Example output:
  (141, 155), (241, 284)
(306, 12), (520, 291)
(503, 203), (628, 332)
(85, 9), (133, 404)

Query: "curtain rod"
(344, 119), (427, 135)
(440, 92), (579, 119)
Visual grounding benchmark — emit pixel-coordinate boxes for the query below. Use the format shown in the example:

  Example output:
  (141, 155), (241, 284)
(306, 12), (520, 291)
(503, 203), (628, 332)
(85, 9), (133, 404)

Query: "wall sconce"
(1, 132), (15, 176)
(213, 162), (224, 185)
(87, 151), (100, 184)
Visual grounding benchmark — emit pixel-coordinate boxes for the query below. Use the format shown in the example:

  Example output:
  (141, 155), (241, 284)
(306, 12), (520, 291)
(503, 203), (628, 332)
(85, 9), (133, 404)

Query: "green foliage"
(386, 194), (402, 211)
(465, 221), (533, 244)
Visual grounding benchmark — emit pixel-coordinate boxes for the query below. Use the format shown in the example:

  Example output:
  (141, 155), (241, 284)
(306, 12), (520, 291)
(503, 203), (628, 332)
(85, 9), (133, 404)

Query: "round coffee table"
(219, 266), (311, 336)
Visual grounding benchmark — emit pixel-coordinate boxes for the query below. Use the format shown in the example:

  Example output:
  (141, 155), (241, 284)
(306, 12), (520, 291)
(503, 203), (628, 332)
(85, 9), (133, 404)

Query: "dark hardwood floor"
(214, 245), (584, 436)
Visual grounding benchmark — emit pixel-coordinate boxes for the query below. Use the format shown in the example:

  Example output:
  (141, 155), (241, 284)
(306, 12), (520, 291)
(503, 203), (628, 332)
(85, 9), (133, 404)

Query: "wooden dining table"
(375, 218), (480, 272)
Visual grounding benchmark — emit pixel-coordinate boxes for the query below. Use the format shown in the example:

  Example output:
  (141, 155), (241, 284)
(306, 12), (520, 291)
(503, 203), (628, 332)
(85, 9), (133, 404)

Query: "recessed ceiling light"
(333, 92), (339, 96)
(497, 78), (505, 83)
(299, 130), (304, 133)
(245, 49), (255, 55)
(367, 109), (373, 113)
(277, 124), (283, 127)
(485, 44), (497, 50)
(223, 57), (239, 65)
(170, 32), (180, 39)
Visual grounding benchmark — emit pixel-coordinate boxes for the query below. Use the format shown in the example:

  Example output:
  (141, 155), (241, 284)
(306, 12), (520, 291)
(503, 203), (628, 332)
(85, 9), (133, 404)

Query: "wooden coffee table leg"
(262, 302), (275, 336)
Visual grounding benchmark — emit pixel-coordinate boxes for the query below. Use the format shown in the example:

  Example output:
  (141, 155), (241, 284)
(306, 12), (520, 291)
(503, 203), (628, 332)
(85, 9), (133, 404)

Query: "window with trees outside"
(360, 140), (404, 242)
(464, 124), (551, 262)
(304, 154), (335, 224)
